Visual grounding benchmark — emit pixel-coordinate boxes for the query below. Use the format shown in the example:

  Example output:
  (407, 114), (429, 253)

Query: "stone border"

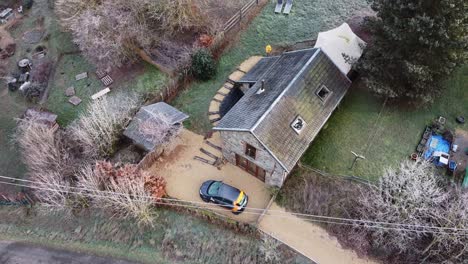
(207, 56), (264, 127)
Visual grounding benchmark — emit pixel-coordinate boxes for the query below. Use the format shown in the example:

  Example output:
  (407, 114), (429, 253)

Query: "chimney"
(257, 79), (266, 95)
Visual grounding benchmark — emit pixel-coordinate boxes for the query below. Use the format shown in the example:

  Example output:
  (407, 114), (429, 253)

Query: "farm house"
(214, 48), (353, 187)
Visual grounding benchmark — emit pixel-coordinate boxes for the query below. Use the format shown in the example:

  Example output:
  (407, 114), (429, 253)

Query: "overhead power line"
(0, 175), (466, 236)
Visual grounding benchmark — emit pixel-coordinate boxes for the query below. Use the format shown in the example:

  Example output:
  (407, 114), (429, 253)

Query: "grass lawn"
(46, 58), (169, 126)
(114, 62), (168, 98)
(45, 54), (102, 126)
(303, 66), (468, 181)
(173, 0), (369, 132)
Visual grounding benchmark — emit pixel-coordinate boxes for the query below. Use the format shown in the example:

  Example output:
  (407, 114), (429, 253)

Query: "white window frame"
(291, 115), (306, 135)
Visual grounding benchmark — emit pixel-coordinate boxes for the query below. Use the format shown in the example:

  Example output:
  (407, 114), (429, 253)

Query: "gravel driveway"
(147, 130), (272, 224)
(258, 203), (378, 264)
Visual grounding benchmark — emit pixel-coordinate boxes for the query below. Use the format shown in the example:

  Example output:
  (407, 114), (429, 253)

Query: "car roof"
(218, 183), (241, 202)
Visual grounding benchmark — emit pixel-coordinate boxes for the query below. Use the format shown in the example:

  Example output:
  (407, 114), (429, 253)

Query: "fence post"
(239, 8), (242, 26)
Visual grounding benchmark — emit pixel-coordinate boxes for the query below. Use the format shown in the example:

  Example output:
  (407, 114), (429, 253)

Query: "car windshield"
(207, 181), (222, 196)
(237, 195), (247, 206)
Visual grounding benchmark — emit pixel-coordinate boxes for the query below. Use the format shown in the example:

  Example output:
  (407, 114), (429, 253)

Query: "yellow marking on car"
(232, 191), (245, 212)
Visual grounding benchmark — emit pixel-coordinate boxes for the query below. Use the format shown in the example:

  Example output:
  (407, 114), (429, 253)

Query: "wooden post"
(239, 8), (242, 26)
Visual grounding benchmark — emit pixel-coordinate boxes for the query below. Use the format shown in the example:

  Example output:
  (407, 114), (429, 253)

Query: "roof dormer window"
(316, 85), (331, 102)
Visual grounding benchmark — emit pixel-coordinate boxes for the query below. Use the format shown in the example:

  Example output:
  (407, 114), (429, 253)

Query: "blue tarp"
(424, 134), (451, 164)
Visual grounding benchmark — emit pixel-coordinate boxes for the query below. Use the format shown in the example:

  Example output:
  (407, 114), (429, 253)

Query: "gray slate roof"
(238, 56), (280, 84)
(141, 102), (189, 125)
(124, 102), (188, 152)
(214, 48), (351, 172)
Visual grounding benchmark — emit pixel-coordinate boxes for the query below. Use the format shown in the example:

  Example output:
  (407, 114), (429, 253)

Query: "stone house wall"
(219, 130), (287, 187)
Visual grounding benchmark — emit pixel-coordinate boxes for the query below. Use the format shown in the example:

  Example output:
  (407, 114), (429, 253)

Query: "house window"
(245, 144), (257, 159)
(316, 85), (331, 102)
(291, 115), (306, 134)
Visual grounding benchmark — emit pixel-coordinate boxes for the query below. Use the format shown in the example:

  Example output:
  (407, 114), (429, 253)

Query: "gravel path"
(259, 203), (379, 264)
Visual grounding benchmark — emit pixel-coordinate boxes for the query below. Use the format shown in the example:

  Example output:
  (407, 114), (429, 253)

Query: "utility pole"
(349, 151), (366, 170)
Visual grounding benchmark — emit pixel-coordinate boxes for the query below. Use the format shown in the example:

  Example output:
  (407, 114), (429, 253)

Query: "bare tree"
(356, 160), (468, 262)
(69, 92), (139, 157)
(146, 0), (208, 33)
(77, 161), (166, 226)
(55, 0), (101, 28)
(420, 190), (468, 262)
(56, 0), (209, 70)
(14, 118), (74, 210)
(358, 161), (448, 253)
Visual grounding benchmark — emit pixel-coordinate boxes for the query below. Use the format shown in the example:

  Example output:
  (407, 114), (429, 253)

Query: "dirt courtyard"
(147, 130), (271, 224)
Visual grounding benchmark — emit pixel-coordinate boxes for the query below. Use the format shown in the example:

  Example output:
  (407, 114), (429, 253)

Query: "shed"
(124, 102), (189, 152)
(214, 48), (352, 186)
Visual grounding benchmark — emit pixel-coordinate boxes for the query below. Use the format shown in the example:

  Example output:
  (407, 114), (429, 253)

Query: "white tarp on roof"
(314, 23), (366, 74)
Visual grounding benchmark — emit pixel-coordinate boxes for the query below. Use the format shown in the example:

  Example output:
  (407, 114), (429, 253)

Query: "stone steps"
(207, 56), (264, 128)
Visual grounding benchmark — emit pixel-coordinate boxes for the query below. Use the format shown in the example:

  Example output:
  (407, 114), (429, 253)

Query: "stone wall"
(219, 130), (287, 187)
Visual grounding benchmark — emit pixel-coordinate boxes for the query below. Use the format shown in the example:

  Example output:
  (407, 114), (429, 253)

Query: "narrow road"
(0, 241), (138, 264)
(258, 203), (378, 264)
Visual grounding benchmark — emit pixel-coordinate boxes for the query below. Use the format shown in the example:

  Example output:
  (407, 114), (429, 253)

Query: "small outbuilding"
(214, 48), (352, 187)
(124, 102), (189, 152)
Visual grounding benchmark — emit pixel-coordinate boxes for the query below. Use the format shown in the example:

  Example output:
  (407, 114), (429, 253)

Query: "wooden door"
(235, 154), (266, 182)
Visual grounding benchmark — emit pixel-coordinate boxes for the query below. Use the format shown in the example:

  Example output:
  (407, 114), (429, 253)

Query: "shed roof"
(141, 102), (189, 125)
(214, 48), (351, 172)
(124, 102), (188, 152)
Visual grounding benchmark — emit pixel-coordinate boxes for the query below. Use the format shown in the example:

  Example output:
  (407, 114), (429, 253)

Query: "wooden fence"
(137, 147), (164, 171)
(223, 0), (268, 33)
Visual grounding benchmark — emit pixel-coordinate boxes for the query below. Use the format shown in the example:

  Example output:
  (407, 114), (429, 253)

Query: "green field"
(173, 0), (468, 180)
(303, 68), (468, 181)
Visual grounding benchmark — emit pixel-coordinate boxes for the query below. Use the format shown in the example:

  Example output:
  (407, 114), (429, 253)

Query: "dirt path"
(0, 241), (138, 264)
(259, 203), (378, 264)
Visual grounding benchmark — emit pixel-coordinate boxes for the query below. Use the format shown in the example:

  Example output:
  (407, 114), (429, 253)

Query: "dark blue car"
(199, 180), (248, 214)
